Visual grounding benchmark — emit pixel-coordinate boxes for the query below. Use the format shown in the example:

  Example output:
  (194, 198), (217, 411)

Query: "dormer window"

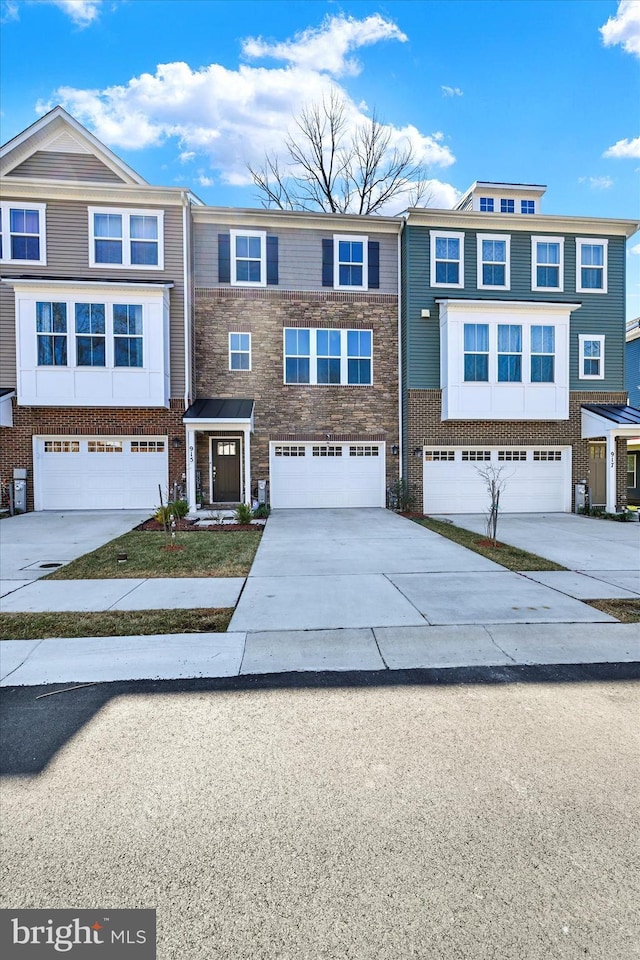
(479, 197), (494, 212)
(521, 200), (535, 214)
(500, 199), (515, 214)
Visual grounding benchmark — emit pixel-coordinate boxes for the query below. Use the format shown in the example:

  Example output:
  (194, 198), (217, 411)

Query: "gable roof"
(0, 106), (147, 186)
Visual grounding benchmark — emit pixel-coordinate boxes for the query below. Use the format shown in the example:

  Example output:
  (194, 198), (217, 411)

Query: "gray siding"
(193, 222), (398, 294)
(627, 338), (640, 408)
(403, 225), (627, 393)
(6, 152), (126, 183)
(0, 197), (186, 396)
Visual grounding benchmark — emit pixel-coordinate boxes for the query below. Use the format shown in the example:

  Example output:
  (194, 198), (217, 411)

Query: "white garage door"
(423, 446), (571, 514)
(270, 442), (386, 509)
(35, 436), (168, 510)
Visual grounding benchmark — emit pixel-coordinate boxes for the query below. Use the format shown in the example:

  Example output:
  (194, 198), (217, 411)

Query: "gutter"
(182, 191), (192, 409)
(397, 225), (403, 480)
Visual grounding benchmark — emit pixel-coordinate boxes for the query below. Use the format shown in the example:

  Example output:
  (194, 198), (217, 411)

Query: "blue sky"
(1, 0), (639, 313)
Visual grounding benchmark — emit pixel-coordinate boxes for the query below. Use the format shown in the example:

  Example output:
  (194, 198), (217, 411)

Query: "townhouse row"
(1, 108), (638, 516)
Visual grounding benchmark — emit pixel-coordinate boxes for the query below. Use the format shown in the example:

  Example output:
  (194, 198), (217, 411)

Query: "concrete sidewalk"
(0, 577), (245, 609)
(1, 622), (638, 686)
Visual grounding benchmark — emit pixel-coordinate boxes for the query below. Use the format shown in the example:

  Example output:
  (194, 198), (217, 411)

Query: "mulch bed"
(135, 518), (260, 532)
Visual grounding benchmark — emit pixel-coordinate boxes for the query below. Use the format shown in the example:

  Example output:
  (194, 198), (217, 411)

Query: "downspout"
(397, 224), (403, 479)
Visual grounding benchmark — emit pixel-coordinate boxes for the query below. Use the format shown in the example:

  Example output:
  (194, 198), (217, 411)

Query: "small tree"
(476, 464), (511, 546)
(248, 92), (430, 215)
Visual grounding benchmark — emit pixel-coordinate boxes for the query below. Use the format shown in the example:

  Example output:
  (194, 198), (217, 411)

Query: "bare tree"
(476, 464), (512, 546)
(248, 92), (429, 215)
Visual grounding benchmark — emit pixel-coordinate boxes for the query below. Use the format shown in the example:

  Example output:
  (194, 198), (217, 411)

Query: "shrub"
(154, 498), (189, 523)
(387, 479), (415, 513)
(234, 503), (254, 524)
(252, 504), (271, 519)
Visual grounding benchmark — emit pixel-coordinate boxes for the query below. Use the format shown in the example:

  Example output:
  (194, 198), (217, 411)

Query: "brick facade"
(193, 289), (399, 503)
(0, 398), (186, 511)
(406, 389), (629, 510)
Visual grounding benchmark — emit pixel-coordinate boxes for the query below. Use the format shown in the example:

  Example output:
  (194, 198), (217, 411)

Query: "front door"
(588, 443), (606, 506)
(211, 438), (241, 502)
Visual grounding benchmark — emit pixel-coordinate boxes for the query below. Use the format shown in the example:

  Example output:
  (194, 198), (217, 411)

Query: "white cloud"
(51, 1), (103, 26)
(603, 135), (640, 158)
(578, 175), (614, 189)
(630, 242), (640, 255)
(441, 86), (463, 97)
(38, 14), (456, 194)
(197, 175), (214, 188)
(600, 0), (640, 57)
(242, 13), (407, 78)
(0, 1), (19, 23)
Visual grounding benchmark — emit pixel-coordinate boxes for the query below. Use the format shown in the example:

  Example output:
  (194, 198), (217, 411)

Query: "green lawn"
(0, 608), (233, 640)
(44, 530), (261, 579)
(586, 599), (640, 623)
(411, 516), (567, 572)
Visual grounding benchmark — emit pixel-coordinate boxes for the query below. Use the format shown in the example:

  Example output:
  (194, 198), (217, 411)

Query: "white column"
(186, 427), (197, 511)
(244, 427), (251, 506)
(605, 432), (617, 514)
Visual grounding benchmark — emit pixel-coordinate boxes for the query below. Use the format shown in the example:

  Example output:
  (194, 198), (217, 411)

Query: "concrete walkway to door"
(229, 509), (618, 632)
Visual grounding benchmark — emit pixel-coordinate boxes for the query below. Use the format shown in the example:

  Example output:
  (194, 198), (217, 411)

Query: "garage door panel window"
(350, 445), (379, 456)
(88, 440), (123, 453)
(75, 303), (106, 367)
(37, 301), (67, 366)
(462, 450), (491, 461)
(498, 450), (527, 461)
(275, 445), (306, 457)
(44, 440), (79, 453)
(114, 304), (143, 368)
(131, 440), (165, 453)
(284, 328), (372, 385)
(313, 445), (342, 457)
(424, 450), (455, 461)
(534, 450), (562, 461)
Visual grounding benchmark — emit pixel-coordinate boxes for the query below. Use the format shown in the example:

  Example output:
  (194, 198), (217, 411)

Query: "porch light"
(413, 447), (423, 457)
(391, 444), (400, 456)
(172, 437), (182, 449)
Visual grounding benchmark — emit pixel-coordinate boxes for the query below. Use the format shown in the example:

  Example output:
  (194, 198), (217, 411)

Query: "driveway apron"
(229, 509), (615, 632)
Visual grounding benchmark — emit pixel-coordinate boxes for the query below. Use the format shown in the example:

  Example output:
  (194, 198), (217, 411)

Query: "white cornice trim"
(192, 206), (402, 234)
(405, 209), (640, 238)
(2, 278), (173, 292)
(435, 298), (582, 313)
(0, 178), (190, 206)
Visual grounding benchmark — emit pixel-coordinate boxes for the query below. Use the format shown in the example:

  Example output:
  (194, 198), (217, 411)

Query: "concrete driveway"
(0, 510), (149, 596)
(441, 513), (640, 598)
(229, 509), (617, 632)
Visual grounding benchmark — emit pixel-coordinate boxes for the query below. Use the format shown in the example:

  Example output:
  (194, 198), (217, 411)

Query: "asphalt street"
(1, 665), (639, 960)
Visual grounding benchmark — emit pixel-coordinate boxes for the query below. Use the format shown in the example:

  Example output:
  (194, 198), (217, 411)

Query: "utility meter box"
(13, 467), (27, 513)
(574, 480), (587, 513)
(257, 479), (267, 504)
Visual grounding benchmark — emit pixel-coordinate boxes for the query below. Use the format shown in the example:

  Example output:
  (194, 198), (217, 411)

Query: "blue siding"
(403, 224), (627, 392)
(626, 338), (640, 408)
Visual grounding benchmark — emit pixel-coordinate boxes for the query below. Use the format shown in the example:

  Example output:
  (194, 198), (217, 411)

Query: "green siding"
(403, 225), (627, 393)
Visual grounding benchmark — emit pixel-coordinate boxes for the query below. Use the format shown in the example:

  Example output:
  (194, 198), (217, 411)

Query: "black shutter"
(218, 234), (230, 284)
(368, 240), (380, 289)
(322, 239), (334, 287)
(266, 235), (279, 285)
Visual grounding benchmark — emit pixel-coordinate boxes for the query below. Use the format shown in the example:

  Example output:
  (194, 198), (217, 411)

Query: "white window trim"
(228, 332), (252, 371)
(461, 320), (558, 386)
(578, 334), (605, 380)
(0, 202), (47, 265)
(230, 229), (266, 287)
(283, 328), (374, 385)
(88, 207), (164, 270)
(479, 197), (494, 212)
(476, 233), (511, 291)
(333, 234), (368, 291)
(430, 231), (465, 289)
(500, 199), (515, 214)
(531, 235), (564, 293)
(576, 238), (608, 294)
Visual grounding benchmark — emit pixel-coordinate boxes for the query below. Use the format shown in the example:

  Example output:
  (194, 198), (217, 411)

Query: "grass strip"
(411, 516), (567, 572)
(0, 607), (233, 640)
(585, 599), (640, 623)
(44, 530), (261, 580)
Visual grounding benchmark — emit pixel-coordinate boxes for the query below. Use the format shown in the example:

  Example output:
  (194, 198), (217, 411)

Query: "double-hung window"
(230, 230), (266, 286)
(89, 208), (163, 268)
(0, 203), (46, 264)
(497, 325), (522, 382)
(36, 302), (67, 366)
(532, 236), (564, 291)
(431, 231), (464, 288)
(75, 303), (106, 367)
(477, 234), (510, 289)
(284, 329), (311, 384)
(284, 328), (373, 385)
(576, 239), (607, 293)
(463, 324), (489, 382)
(113, 304), (143, 367)
(334, 236), (367, 289)
(579, 335), (605, 379)
(531, 326), (555, 382)
(229, 332), (251, 370)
